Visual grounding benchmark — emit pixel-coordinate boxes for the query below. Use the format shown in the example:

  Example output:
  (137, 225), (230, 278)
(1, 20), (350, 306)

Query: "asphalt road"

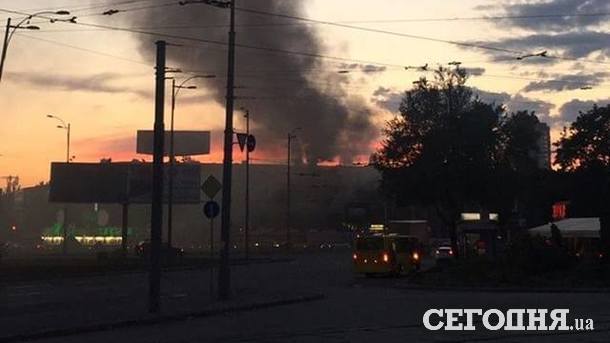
(2, 251), (610, 342)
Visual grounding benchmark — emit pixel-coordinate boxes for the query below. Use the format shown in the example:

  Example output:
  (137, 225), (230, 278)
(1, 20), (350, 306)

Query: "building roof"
(389, 220), (427, 224)
(528, 218), (600, 238)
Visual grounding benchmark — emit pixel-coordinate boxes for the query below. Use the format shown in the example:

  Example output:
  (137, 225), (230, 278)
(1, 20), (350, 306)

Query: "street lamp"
(167, 74), (215, 248)
(286, 127), (301, 252)
(46, 114), (71, 163)
(46, 114), (71, 255)
(0, 10), (71, 83)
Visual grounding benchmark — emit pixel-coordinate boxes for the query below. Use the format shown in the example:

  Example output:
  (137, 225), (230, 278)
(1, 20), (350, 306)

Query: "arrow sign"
(201, 175), (222, 199)
(247, 134), (256, 153)
(236, 133), (248, 152)
(203, 201), (220, 219)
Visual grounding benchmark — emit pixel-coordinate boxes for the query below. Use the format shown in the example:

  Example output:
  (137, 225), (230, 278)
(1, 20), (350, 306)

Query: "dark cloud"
(508, 94), (556, 118)
(374, 87), (555, 122)
(470, 1), (610, 64)
(487, 31), (610, 60)
(473, 88), (555, 119)
(473, 88), (511, 105)
(371, 87), (403, 112)
(555, 98), (610, 125)
(481, 0), (610, 31)
(339, 63), (387, 74)
(522, 72), (609, 92)
(5, 71), (150, 98)
(130, 1), (377, 163)
(464, 67), (486, 76)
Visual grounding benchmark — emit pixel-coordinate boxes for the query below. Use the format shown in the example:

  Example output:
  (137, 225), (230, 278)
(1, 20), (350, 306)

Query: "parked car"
(434, 245), (455, 262)
(135, 241), (184, 260)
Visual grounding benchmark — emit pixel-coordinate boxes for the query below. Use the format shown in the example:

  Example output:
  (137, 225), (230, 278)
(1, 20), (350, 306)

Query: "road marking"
(162, 293), (189, 299)
(7, 291), (43, 298)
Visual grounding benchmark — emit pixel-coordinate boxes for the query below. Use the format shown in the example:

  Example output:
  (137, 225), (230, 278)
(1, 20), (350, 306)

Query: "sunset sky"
(0, 0), (609, 186)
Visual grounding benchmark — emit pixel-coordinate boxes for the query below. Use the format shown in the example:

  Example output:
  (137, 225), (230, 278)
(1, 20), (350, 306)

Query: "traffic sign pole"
(244, 110), (250, 261)
(202, 188), (221, 298)
(209, 216), (214, 296)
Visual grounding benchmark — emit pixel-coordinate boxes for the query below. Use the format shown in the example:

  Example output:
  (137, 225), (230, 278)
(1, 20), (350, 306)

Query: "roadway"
(2, 251), (610, 342)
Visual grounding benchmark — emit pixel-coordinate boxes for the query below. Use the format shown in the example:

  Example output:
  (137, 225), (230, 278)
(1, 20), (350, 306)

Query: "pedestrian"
(550, 222), (562, 247)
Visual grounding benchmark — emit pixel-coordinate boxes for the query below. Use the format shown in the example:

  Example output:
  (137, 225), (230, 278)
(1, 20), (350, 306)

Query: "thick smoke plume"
(130, 0), (376, 163)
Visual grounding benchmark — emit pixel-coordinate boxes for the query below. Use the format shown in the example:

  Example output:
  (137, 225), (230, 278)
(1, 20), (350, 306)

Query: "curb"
(0, 293), (325, 343)
(395, 284), (610, 293)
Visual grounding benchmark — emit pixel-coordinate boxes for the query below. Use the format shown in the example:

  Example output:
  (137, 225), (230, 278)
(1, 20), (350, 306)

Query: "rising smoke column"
(129, 0), (377, 163)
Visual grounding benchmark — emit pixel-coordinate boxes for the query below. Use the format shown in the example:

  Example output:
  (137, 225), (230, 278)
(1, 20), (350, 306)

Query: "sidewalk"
(0, 254), (334, 342)
(0, 290), (324, 343)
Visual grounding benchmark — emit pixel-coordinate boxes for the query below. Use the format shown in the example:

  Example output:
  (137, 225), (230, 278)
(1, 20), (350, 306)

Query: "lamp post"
(167, 74), (215, 249)
(1, 10), (71, 83)
(47, 115), (70, 163)
(286, 128), (301, 252)
(46, 114), (71, 255)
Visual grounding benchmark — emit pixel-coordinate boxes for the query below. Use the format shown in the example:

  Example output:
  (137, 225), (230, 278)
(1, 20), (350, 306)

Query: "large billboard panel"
(136, 130), (210, 156)
(128, 163), (201, 204)
(49, 163), (129, 203)
(49, 163), (201, 204)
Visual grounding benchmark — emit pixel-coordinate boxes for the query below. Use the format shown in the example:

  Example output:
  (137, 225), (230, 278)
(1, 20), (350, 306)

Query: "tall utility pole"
(287, 134), (291, 250)
(168, 78), (177, 250)
(243, 108), (250, 260)
(286, 129), (299, 251)
(0, 18), (12, 84)
(149, 40), (166, 314)
(219, 0), (236, 301)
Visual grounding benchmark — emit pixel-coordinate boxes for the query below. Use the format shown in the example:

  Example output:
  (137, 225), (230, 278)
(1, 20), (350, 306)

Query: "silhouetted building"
(534, 122), (551, 169)
(14, 163), (384, 250)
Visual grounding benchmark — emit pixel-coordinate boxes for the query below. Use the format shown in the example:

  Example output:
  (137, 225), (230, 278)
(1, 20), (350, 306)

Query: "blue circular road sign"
(203, 201), (220, 219)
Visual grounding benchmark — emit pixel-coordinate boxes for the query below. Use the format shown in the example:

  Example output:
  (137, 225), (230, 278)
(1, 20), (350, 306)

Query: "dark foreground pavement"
(2, 252), (610, 342)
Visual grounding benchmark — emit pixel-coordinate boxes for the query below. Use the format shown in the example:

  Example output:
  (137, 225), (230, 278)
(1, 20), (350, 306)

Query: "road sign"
(201, 175), (222, 199)
(204, 201), (220, 219)
(247, 134), (256, 152)
(236, 133), (248, 152)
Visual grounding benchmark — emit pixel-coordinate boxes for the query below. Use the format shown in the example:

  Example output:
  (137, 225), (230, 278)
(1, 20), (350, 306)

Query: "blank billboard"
(49, 162), (201, 204)
(49, 163), (129, 203)
(136, 130), (210, 156)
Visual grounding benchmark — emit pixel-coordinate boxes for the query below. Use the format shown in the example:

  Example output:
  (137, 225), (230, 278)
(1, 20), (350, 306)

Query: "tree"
(372, 67), (500, 256)
(372, 67), (543, 257)
(499, 111), (543, 174)
(554, 104), (610, 259)
(555, 105), (610, 171)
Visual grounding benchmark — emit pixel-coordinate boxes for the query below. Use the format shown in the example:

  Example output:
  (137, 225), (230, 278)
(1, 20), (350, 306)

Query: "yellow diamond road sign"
(201, 175), (222, 199)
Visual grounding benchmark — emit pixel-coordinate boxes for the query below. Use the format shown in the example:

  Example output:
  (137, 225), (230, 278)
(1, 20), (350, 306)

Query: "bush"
(504, 233), (575, 274)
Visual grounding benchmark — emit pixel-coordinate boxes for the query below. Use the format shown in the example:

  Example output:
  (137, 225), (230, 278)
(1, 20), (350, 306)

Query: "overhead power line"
(1, 6), (609, 87)
(14, 30), (610, 90)
(15, 33), (152, 66)
(232, 5), (610, 66)
(332, 12), (610, 24)
(3, 5), (610, 67)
